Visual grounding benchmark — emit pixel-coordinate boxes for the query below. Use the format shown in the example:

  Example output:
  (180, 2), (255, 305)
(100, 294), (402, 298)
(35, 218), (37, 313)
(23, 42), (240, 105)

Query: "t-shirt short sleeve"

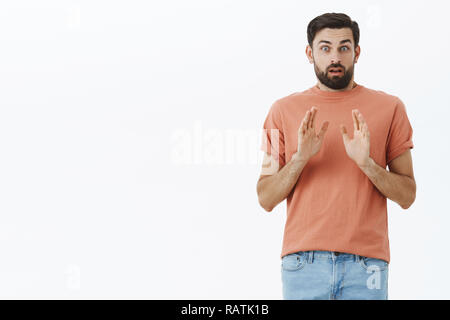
(260, 101), (286, 167)
(386, 97), (414, 164)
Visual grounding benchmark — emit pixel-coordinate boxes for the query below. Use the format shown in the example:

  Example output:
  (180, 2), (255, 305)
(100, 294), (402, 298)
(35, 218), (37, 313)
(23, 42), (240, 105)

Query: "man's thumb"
(340, 124), (349, 141)
(318, 121), (329, 139)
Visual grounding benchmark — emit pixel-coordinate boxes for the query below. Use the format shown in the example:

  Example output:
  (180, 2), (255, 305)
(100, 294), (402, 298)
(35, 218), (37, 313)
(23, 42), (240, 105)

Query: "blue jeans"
(281, 250), (389, 300)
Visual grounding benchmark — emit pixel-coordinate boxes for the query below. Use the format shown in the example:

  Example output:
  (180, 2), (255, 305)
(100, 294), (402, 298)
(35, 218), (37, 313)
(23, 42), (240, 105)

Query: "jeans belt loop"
(308, 251), (313, 264)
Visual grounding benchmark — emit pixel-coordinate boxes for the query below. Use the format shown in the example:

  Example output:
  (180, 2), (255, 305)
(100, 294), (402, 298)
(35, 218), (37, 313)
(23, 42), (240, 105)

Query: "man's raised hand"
(340, 109), (371, 167)
(296, 106), (329, 162)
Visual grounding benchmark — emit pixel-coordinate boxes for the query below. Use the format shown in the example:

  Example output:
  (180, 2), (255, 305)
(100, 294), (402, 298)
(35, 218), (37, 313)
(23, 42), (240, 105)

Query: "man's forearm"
(358, 157), (416, 209)
(257, 153), (308, 212)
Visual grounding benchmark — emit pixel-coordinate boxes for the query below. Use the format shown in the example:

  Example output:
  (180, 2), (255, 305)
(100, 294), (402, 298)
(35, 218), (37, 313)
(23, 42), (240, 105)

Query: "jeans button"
(335, 252), (340, 256)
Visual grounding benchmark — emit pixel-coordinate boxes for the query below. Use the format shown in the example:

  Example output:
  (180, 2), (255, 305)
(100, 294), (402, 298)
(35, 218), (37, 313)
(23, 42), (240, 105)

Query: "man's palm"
(297, 106), (329, 161)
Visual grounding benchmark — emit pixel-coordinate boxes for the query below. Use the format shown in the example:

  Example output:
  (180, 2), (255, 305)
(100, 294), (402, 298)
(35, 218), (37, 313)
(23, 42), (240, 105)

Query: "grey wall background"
(0, 0), (447, 299)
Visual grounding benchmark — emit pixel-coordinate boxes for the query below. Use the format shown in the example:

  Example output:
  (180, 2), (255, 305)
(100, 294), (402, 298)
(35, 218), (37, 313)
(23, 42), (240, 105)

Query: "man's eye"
(341, 47), (349, 51)
(321, 47), (329, 51)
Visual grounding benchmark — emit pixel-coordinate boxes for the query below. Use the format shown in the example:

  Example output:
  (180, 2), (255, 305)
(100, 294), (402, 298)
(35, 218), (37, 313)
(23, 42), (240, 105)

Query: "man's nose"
(330, 51), (342, 65)
(330, 58), (341, 67)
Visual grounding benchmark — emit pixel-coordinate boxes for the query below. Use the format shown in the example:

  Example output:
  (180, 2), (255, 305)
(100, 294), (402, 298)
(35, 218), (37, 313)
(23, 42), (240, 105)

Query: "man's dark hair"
(307, 13), (360, 50)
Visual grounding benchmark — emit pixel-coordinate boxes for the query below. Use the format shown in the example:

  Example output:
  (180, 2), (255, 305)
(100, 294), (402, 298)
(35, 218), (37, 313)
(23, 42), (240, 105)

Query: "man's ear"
(306, 45), (314, 64)
(354, 45), (361, 63)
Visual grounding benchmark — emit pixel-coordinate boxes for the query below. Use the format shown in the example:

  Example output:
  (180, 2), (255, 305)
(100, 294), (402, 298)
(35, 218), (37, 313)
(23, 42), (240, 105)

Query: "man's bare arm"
(358, 150), (416, 209)
(340, 109), (416, 210)
(256, 106), (329, 212)
(257, 152), (308, 212)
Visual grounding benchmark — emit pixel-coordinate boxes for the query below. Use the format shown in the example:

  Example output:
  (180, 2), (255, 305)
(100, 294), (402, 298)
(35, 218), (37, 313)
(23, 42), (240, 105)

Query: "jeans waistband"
(302, 250), (362, 263)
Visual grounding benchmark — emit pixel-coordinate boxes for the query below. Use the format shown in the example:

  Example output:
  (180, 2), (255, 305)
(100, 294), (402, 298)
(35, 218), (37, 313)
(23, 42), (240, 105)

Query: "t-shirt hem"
(281, 247), (390, 264)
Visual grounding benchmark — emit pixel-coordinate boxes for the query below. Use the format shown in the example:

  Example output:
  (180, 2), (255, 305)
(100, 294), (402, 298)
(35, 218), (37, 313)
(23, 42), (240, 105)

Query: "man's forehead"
(314, 28), (354, 45)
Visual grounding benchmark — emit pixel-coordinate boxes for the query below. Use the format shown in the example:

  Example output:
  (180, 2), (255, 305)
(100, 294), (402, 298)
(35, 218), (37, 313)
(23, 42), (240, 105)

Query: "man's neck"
(316, 80), (356, 92)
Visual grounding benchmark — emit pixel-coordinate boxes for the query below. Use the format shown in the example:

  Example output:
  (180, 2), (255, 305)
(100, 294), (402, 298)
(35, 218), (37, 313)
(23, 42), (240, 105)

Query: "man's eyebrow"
(317, 39), (352, 46)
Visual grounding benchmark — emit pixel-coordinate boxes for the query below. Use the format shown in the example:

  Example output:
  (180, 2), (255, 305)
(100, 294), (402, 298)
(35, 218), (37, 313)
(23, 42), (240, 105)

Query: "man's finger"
(307, 108), (313, 129)
(300, 117), (307, 135)
(363, 123), (370, 137)
(318, 121), (329, 139)
(309, 107), (317, 129)
(340, 124), (349, 143)
(357, 112), (368, 134)
(304, 110), (311, 129)
(352, 109), (359, 131)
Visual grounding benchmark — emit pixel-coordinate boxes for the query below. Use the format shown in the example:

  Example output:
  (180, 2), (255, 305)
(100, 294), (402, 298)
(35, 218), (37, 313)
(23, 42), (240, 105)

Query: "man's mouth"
(329, 67), (344, 75)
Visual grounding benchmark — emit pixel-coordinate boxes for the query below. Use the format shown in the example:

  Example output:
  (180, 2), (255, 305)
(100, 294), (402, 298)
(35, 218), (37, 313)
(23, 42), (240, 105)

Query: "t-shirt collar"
(310, 82), (363, 99)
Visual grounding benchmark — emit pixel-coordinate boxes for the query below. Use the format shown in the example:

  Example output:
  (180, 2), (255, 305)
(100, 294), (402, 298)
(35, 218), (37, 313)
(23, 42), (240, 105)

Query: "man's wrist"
(292, 152), (310, 164)
(358, 157), (376, 172)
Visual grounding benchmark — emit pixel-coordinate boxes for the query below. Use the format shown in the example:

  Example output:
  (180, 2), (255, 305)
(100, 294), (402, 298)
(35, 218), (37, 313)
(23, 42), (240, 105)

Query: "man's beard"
(314, 62), (354, 90)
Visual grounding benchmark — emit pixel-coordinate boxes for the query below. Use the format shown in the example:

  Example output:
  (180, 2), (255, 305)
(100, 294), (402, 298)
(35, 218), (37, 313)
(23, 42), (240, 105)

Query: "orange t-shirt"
(260, 82), (414, 263)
